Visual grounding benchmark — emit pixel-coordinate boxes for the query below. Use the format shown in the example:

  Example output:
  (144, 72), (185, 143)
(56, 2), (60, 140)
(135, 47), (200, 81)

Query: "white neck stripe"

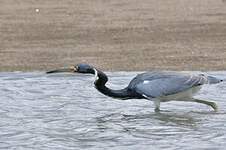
(93, 68), (99, 82)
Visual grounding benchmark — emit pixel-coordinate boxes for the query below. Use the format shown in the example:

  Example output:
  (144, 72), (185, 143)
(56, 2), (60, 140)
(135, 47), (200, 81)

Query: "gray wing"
(129, 71), (208, 98)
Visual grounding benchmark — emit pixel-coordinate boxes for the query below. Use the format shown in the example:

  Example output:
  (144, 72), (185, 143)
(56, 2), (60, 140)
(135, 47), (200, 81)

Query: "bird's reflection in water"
(151, 112), (198, 127)
(95, 111), (201, 135)
(102, 112), (197, 124)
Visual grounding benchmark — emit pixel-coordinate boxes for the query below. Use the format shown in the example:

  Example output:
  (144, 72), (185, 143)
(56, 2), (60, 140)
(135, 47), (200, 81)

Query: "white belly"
(158, 86), (202, 102)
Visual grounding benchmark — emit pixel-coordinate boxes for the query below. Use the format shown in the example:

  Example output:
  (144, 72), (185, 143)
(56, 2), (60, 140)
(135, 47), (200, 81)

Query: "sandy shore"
(1, 0), (226, 71)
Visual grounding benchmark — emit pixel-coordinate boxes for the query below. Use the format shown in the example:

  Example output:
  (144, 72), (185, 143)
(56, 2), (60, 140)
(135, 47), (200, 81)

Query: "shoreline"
(1, 0), (226, 72)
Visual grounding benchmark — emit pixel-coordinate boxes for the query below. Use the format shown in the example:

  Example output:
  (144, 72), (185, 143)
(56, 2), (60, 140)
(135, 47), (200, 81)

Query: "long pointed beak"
(46, 66), (77, 74)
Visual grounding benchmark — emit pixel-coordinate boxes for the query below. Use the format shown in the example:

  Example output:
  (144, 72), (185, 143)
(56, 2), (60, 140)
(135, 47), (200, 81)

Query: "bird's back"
(128, 71), (221, 99)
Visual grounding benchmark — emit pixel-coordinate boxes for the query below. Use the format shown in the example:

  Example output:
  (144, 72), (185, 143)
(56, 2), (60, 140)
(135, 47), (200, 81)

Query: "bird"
(47, 63), (223, 112)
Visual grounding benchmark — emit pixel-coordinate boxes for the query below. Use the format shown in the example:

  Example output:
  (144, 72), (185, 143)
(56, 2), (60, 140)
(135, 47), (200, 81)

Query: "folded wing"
(129, 71), (208, 98)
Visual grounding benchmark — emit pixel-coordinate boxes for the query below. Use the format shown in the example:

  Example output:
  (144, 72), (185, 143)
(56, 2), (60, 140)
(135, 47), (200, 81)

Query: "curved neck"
(93, 69), (131, 99)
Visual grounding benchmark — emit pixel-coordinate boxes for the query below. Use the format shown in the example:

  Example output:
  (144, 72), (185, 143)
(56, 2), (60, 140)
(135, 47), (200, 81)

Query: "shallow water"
(0, 71), (226, 150)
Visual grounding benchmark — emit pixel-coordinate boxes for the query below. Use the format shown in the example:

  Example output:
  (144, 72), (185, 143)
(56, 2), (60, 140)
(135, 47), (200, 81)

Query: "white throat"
(93, 68), (99, 82)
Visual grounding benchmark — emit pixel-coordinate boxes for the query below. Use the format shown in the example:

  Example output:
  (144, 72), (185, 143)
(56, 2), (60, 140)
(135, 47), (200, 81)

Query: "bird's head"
(46, 63), (95, 74)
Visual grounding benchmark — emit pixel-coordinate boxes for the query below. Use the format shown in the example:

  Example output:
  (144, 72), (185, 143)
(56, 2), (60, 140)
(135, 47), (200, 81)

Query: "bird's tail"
(206, 75), (223, 84)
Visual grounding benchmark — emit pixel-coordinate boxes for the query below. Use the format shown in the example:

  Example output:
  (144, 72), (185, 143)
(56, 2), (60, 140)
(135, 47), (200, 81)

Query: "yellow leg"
(154, 99), (161, 112)
(192, 98), (218, 111)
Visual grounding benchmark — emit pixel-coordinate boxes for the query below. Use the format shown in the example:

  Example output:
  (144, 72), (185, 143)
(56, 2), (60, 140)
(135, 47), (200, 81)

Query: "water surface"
(0, 72), (226, 149)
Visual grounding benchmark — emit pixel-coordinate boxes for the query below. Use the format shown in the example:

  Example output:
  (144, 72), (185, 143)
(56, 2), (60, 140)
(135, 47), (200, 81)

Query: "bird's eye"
(75, 66), (79, 70)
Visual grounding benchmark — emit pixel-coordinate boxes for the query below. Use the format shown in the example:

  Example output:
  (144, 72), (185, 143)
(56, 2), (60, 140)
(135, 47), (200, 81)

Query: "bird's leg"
(143, 96), (161, 112)
(154, 99), (161, 112)
(191, 98), (218, 111)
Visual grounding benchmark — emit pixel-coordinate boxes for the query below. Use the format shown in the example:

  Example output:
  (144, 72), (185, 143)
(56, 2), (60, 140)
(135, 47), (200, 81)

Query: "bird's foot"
(155, 107), (160, 112)
(209, 101), (218, 112)
(192, 98), (218, 112)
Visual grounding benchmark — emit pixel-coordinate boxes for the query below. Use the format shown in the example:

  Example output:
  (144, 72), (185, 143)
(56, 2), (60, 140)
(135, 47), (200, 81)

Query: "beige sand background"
(1, 0), (226, 71)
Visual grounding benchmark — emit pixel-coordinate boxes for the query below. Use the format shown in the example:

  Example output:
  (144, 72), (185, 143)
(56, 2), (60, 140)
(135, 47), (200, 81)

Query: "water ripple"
(0, 72), (226, 149)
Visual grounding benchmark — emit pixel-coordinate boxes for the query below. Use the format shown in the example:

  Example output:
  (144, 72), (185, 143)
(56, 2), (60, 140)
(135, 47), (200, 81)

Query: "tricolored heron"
(47, 63), (222, 112)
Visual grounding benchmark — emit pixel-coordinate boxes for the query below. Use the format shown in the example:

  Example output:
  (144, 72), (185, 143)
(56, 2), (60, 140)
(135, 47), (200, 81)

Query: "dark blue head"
(46, 63), (95, 74)
(75, 63), (95, 74)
